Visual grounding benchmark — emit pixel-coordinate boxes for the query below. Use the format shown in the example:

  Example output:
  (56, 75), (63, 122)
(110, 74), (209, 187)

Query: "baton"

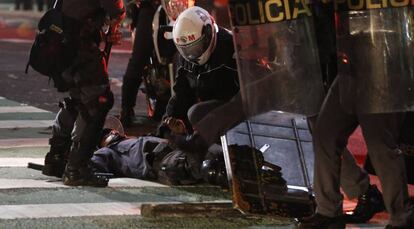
(28, 162), (44, 171)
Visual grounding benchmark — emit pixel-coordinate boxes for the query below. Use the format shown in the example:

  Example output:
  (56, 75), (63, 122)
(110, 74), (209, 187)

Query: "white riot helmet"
(162, 0), (195, 21)
(173, 6), (218, 65)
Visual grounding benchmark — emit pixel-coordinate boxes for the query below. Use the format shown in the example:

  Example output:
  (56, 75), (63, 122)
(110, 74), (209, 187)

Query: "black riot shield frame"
(335, 6), (414, 113)
(229, 0), (325, 118)
(221, 111), (315, 217)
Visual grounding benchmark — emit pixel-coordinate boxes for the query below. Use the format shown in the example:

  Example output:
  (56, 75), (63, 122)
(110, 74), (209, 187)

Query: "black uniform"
(121, 1), (158, 124)
(158, 28), (239, 139)
(43, 0), (125, 186)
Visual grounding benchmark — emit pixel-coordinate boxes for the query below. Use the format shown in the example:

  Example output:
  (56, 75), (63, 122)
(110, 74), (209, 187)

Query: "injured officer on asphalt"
(89, 118), (227, 186)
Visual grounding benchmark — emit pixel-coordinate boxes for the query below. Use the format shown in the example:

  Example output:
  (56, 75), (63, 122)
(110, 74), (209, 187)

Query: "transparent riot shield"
(229, 0), (325, 117)
(336, 7), (414, 113)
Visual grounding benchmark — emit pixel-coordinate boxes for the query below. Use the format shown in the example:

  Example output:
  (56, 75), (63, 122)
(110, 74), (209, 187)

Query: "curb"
(141, 201), (238, 217)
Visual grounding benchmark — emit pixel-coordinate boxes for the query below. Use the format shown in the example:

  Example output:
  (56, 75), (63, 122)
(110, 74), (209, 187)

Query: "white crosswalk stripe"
(0, 120), (52, 129)
(0, 202), (142, 219)
(0, 158), (43, 167)
(0, 138), (48, 149)
(0, 106), (51, 113)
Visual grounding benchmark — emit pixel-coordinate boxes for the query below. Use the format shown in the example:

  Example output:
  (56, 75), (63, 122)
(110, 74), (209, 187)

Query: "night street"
(0, 3), (413, 229)
(0, 8), (296, 228)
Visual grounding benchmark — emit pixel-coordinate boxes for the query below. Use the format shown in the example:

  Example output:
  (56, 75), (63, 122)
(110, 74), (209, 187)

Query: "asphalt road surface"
(0, 8), (404, 229)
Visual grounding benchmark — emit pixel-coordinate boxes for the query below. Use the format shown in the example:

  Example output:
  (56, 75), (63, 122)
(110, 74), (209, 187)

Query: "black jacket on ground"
(158, 27), (239, 137)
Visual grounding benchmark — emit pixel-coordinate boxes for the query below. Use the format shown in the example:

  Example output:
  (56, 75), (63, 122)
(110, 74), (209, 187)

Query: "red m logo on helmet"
(187, 34), (196, 41)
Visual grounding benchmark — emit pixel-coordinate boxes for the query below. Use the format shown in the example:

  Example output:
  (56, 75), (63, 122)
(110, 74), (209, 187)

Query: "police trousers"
(50, 43), (113, 167)
(313, 79), (412, 226)
(121, 5), (156, 109)
(187, 94), (245, 145)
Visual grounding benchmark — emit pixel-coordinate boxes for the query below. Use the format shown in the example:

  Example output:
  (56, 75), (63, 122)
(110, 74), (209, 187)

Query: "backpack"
(26, 1), (74, 92)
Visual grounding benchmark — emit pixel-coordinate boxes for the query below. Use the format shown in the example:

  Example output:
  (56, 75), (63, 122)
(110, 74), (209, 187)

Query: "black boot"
(42, 139), (69, 178)
(344, 185), (385, 223)
(62, 164), (109, 187)
(120, 108), (135, 127)
(42, 152), (66, 178)
(295, 213), (346, 229)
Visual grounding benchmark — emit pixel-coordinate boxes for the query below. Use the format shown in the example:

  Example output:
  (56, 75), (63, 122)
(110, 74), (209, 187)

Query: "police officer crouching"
(42, 0), (125, 187)
(157, 6), (239, 154)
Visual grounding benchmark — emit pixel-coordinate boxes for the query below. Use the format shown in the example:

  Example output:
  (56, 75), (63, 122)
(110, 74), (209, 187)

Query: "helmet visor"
(176, 24), (213, 63)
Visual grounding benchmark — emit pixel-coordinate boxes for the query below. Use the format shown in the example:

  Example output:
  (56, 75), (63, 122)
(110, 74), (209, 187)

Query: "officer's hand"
(164, 117), (187, 135)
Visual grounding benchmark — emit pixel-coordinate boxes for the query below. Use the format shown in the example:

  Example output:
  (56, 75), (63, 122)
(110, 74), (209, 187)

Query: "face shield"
(175, 24), (213, 63)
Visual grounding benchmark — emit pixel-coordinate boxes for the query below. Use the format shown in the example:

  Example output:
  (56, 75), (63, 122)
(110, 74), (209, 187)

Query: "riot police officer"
(306, 1), (385, 225)
(42, 0), (125, 187)
(298, 3), (414, 228)
(157, 6), (239, 152)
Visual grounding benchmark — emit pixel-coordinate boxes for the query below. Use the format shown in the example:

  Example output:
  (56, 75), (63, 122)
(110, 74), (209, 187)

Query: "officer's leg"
(308, 115), (370, 200)
(312, 80), (359, 218)
(64, 87), (113, 186)
(43, 99), (78, 177)
(63, 46), (114, 187)
(308, 109), (384, 224)
(358, 113), (413, 227)
(309, 111), (370, 206)
(187, 100), (225, 127)
(192, 94), (245, 145)
(340, 148), (370, 199)
(121, 5), (156, 125)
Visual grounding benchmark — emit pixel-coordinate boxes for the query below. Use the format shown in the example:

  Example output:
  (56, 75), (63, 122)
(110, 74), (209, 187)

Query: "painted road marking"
(0, 177), (166, 189)
(0, 120), (52, 129)
(0, 158), (43, 167)
(0, 138), (48, 149)
(0, 106), (51, 114)
(0, 176), (166, 188)
(109, 178), (166, 188)
(0, 178), (66, 189)
(0, 202), (141, 219)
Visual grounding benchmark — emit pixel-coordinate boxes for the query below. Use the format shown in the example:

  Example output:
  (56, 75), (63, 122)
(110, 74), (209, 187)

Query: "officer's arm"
(156, 71), (195, 137)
